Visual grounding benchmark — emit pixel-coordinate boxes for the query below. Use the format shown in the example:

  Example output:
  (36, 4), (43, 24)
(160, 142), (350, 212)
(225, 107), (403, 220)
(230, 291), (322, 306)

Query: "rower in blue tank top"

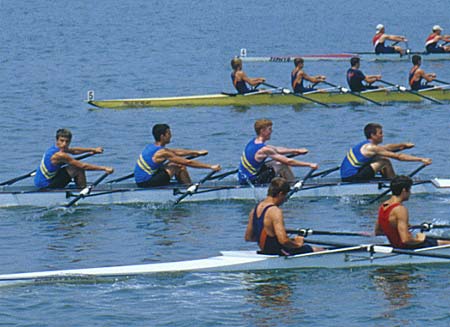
(134, 124), (221, 188)
(347, 57), (381, 92)
(291, 58), (326, 93)
(408, 55), (436, 91)
(230, 58), (265, 94)
(237, 119), (318, 185)
(245, 177), (320, 255)
(33, 128), (113, 189)
(340, 123), (431, 182)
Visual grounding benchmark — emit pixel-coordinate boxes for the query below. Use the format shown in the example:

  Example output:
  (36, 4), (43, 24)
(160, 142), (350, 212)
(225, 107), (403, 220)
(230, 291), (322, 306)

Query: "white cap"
(376, 24), (384, 32)
(432, 25), (443, 31)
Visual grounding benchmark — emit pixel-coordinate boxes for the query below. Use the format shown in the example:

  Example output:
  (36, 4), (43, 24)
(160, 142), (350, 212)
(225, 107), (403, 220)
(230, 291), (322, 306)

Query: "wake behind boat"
(0, 242), (449, 286)
(1, 177), (449, 208)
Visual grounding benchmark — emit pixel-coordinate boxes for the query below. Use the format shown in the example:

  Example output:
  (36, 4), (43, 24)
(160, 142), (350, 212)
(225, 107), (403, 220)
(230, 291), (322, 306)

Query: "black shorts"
(407, 236), (439, 249)
(342, 164), (375, 182)
(136, 168), (171, 187)
(284, 244), (314, 255)
(252, 165), (276, 185)
(47, 168), (72, 189)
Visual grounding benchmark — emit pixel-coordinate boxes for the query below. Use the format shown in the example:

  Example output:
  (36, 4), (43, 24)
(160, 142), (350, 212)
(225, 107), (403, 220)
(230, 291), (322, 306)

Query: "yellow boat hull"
(87, 89), (450, 109)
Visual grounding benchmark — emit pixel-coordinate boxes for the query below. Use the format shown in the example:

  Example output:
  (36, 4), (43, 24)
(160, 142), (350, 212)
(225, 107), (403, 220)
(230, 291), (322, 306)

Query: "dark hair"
(231, 58), (242, 70)
(412, 54), (422, 65)
(364, 123), (382, 139)
(56, 128), (72, 141)
(267, 177), (290, 197)
(294, 57), (304, 66)
(152, 124), (170, 141)
(390, 175), (413, 195)
(350, 57), (360, 66)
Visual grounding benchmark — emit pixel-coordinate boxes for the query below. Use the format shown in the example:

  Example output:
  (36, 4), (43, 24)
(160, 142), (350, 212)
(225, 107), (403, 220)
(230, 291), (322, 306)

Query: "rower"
(375, 175), (450, 248)
(245, 177), (322, 255)
(34, 128), (114, 189)
(340, 123), (431, 182)
(347, 57), (382, 92)
(134, 124), (221, 187)
(425, 25), (450, 53)
(291, 58), (326, 93)
(373, 24), (408, 55)
(238, 119), (318, 185)
(409, 55), (436, 91)
(231, 58), (266, 94)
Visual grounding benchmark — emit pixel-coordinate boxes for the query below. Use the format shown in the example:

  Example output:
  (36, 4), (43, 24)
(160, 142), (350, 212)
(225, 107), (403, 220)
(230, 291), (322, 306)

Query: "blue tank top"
(134, 144), (164, 183)
(347, 68), (366, 92)
(291, 70), (305, 93)
(231, 71), (251, 94)
(252, 203), (281, 252)
(409, 66), (422, 91)
(34, 145), (62, 188)
(238, 138), (266, 183)
(340, 140), (371, 178)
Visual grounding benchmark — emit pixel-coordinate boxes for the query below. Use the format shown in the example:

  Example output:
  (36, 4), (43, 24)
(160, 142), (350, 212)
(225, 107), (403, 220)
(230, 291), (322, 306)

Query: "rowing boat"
(237, 50), (450, 62)
(1, 178), (449, 207)
(0, 243), (448, 285)
(86, 88), (450, 109)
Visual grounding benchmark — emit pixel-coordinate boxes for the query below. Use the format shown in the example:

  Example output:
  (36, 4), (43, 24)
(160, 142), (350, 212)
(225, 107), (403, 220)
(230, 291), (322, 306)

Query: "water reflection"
(370, 267), (417, 315)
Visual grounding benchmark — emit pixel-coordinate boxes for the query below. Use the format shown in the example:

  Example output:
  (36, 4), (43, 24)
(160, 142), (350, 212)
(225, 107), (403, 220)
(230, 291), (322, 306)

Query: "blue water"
(1, 0), (449, 326)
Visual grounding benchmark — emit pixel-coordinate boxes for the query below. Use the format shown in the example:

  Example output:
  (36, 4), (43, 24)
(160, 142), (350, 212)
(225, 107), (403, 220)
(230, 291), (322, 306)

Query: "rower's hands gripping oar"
(284, 167), (317, 203)
(106, 153), (208, 184)
(409, 222), (450, 232)
(260, 82), (330, 107)
(321, 81), (383, 106)
(368, 163), (428, 204)
(0, 152), (97, 186)
(174, 168), (219, 205)
(378, 79), (443, 105)
(65, 172), (111, 208)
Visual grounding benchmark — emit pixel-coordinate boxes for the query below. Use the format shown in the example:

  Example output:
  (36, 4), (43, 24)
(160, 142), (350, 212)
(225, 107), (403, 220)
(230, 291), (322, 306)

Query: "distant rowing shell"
(86, 88), (450, 109)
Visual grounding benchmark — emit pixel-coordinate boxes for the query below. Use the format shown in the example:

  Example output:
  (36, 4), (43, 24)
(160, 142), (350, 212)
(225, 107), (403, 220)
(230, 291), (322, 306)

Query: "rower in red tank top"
(375, 175), (450, 249)
(425, 25), (450, 53)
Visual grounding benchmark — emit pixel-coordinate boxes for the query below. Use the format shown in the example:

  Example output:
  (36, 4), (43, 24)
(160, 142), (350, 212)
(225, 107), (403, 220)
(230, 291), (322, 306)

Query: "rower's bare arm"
(395, 207), (426, 246)
(373, 146), (431, 164)
(266, 151), (318, 169)
(383, 143), (414, 152)
(267, 144), (309, 156)
(68, 147), (104, 155)
(57, 152), (113, 174)
(170, 148), (208, 157)
(241, 72), (265, 86)
(245, 210), (257, 242)
(386, 34), (407, 42)
(166, 152), (220, 171)
(271, 209), (300, 248)
(374, 221), (385, 236)
(365, 75), (382, 84)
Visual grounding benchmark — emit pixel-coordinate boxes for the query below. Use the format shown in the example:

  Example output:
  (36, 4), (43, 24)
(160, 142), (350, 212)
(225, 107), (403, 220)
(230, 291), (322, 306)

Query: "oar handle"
(65, 172), (110, 207)
(409, 222), (450, 231)
(286, 228), (372, 237)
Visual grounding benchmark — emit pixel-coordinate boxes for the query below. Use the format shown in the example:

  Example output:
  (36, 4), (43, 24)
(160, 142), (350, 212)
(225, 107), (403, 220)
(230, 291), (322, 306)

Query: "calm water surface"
(0, 0), (449, 326)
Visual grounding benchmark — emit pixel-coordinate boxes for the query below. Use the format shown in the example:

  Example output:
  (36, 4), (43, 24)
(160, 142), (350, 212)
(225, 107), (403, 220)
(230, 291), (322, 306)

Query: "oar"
(368, 163), (428, 204)
(287, 228), (372, 237)
(425, 235), (450, 241)
(310, 166), (340, 178)
(173, 170), (217, 205)
(378, 79), (443, 104)
(410, 222), (450, 232)
(284, 167), (317, 202)
(0, 153), (96, 186)
(371, 245), (450, 260)
(434, 78), (450, 85)
(261, 82), (330, 107)
(65, 172), (110, 208)
(106, 153), (207, 184)
(320, 81), (383, 106)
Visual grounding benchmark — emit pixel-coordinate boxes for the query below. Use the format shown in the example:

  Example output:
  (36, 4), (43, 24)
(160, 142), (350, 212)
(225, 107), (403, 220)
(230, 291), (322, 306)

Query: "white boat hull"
(0, 179), (449, 207)
(0, 244), (449, 285)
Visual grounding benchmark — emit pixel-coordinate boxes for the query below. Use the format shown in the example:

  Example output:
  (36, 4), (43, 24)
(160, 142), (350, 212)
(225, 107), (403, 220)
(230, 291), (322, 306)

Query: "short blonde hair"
(231, 58), (242, 70)
(254, 119), (272, 135)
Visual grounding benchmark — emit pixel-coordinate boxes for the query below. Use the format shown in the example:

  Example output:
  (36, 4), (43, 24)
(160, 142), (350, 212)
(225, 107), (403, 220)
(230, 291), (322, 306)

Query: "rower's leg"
(66, 166), (87, 188)
(273, 164), (295, 181)
(166, 164), (192, 185)
(371, 158), (395, 179)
